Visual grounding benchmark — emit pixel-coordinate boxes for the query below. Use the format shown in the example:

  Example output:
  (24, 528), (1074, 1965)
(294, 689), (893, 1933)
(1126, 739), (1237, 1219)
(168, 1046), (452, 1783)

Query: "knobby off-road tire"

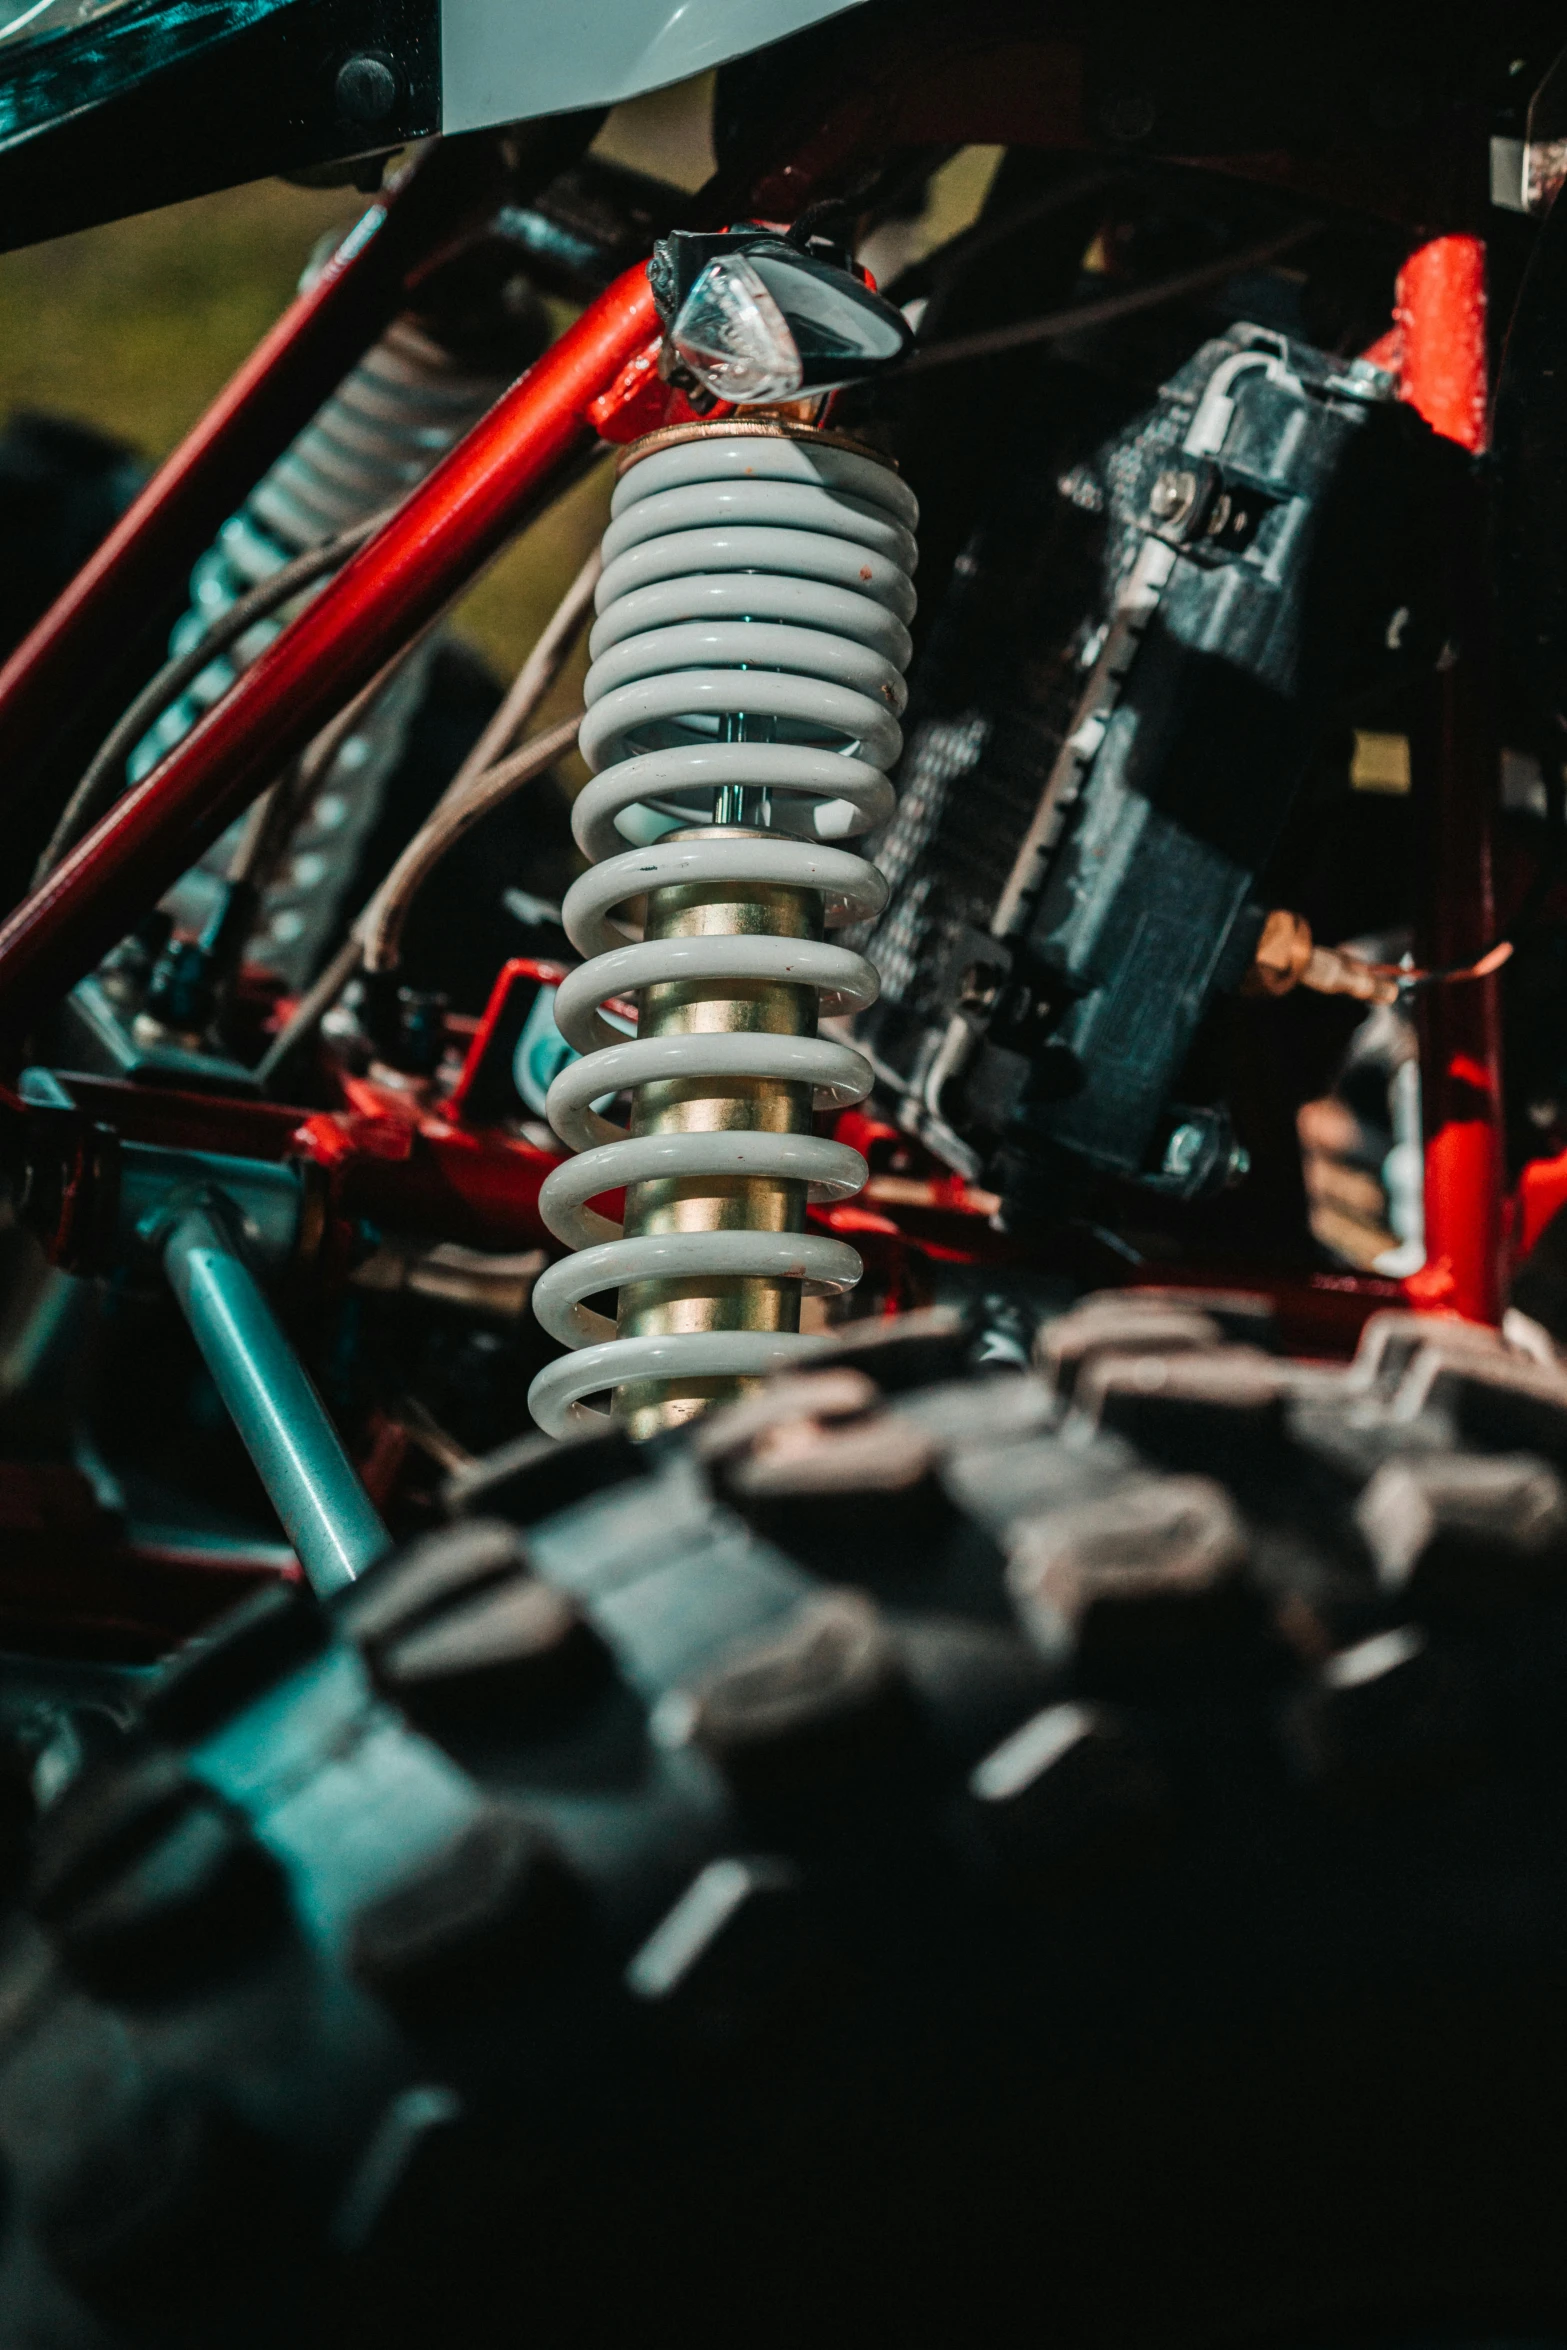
(0, 1294), (1566, 2347)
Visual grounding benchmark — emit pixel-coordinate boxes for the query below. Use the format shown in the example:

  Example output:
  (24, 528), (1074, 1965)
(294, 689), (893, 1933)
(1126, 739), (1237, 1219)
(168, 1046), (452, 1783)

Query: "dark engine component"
(1496, 131), (1567, 737)
(858, 323), (1456, 1224)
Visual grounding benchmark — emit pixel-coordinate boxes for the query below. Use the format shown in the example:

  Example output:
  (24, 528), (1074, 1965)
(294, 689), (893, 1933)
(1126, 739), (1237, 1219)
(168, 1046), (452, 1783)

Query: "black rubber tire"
(4, 1294), (1567, 2349)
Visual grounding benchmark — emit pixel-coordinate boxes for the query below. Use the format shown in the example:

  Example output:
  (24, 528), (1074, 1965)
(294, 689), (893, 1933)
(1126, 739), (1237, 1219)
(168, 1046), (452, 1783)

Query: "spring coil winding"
(139, 317), (509, 975)
(136, 320), (508, 775)
(528, 425), (919, 1437)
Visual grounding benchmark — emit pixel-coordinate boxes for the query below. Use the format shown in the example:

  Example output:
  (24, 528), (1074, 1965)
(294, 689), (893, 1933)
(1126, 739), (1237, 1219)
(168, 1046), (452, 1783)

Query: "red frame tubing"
(0, 264), (658, 1044)
(0, 134), (510, 807)
(1396, 234), (1505, 1325)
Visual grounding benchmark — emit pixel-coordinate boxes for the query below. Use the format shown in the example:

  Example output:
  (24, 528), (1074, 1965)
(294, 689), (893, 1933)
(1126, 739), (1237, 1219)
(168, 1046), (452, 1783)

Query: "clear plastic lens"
(749, 251), (910, 370)
(670, 255), (805, 405)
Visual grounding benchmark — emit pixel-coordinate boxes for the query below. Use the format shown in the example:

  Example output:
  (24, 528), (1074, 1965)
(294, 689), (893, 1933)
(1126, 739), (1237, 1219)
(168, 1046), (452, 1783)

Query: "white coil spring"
(248, 316), (508, 553)
(528, 428), (919, 1437)
(139, 320), (507, 775)
(143, 317), (508, 974)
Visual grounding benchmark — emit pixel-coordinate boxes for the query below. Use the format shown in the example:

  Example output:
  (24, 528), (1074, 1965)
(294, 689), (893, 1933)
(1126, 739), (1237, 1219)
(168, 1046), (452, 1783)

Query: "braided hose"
(528, 423), (918, 1438)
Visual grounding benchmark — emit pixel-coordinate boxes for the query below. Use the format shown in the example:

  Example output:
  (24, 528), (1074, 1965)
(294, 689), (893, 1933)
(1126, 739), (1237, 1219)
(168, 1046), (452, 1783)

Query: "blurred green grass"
(0, 177), (355, 456)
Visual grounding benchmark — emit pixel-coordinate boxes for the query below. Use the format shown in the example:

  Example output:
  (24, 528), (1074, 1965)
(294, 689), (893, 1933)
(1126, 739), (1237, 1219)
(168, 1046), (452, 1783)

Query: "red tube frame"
(0, 263), (658, 1042)
(0, 135), (512, 806)
(1395, 235), (1505, 1325)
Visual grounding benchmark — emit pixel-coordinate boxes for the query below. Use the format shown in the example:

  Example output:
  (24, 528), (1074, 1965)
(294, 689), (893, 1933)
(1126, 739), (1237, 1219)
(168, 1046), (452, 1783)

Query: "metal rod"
(1398, 234), (1504, 1325)
(0, 264), (657, 1043)
(0, 135), (511, 807)
(162, 1203), (388, 1595)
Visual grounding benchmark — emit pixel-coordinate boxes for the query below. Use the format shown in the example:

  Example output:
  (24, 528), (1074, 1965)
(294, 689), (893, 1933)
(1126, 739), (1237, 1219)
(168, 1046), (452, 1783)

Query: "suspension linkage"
(8, 1071), (386, 1596)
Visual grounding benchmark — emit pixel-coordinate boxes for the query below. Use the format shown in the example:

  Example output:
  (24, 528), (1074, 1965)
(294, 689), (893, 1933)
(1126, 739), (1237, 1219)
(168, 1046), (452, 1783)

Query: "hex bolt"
(336, 54), (399, 123)
(1162, 1121), (1205, 1177)
(1149, 467), (1199, 527)
(1098, 85), (1159, 143)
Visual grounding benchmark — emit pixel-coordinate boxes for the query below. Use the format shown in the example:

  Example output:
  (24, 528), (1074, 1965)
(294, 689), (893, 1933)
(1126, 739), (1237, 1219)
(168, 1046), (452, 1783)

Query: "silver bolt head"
(1150, 467), (1199, 526)
(1162, 1123), (1204, 1178)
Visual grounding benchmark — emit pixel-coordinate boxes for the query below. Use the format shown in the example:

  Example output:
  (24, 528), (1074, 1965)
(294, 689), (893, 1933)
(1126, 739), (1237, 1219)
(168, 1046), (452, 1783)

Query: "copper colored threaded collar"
(1248, 907), (1400, 1006)
(615, 416), (897, 479)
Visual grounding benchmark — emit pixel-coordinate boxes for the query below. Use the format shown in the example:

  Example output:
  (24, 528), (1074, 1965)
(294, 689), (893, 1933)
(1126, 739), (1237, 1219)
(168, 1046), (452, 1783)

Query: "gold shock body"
(613, 853), (822, 1440)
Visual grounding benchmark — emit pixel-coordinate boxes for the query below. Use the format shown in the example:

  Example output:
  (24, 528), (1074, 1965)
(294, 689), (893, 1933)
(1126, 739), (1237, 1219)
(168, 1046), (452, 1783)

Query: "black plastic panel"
(0, 0), (440, 252)
(861, 323), (1457, 1217)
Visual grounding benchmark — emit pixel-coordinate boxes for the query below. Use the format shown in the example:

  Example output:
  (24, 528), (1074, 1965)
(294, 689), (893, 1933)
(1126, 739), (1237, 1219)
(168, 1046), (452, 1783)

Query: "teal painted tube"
(163, 1203), (389, 1595)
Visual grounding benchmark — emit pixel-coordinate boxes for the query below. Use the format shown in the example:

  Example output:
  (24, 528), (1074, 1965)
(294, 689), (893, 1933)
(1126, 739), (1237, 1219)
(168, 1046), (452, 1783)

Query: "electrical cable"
(33, 508), (391, 884)
(254, 546), (602, 1091)
(423, 545), (600, 818)
(254, 720), (581, 1089)
(228, 614), (447, 900)
(254, 931), (363, 1092)
(1386, 748), (1567, 992)
(357, 547), (601, 975)
(240, 535), (597, 997)
(907, 168), (1127, 297)
(198, 628), (448, 1035)
(1259, 757), (1567, 1004)
(886, 165), (1129, 346)
(899, 220), (1324, 375)
(359, 713), (583, 974)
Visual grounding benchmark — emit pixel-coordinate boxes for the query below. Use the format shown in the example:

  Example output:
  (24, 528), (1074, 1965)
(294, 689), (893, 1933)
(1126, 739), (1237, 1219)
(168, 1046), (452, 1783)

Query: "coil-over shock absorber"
(142, 309), (520, 981)
(528, 418), (918, 1438)
(139, 317), (512, 776)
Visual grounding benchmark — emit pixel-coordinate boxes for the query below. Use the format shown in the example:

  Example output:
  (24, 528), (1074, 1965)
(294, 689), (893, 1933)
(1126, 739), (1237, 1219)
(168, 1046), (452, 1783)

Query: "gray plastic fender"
(440, 0), (865, 132)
